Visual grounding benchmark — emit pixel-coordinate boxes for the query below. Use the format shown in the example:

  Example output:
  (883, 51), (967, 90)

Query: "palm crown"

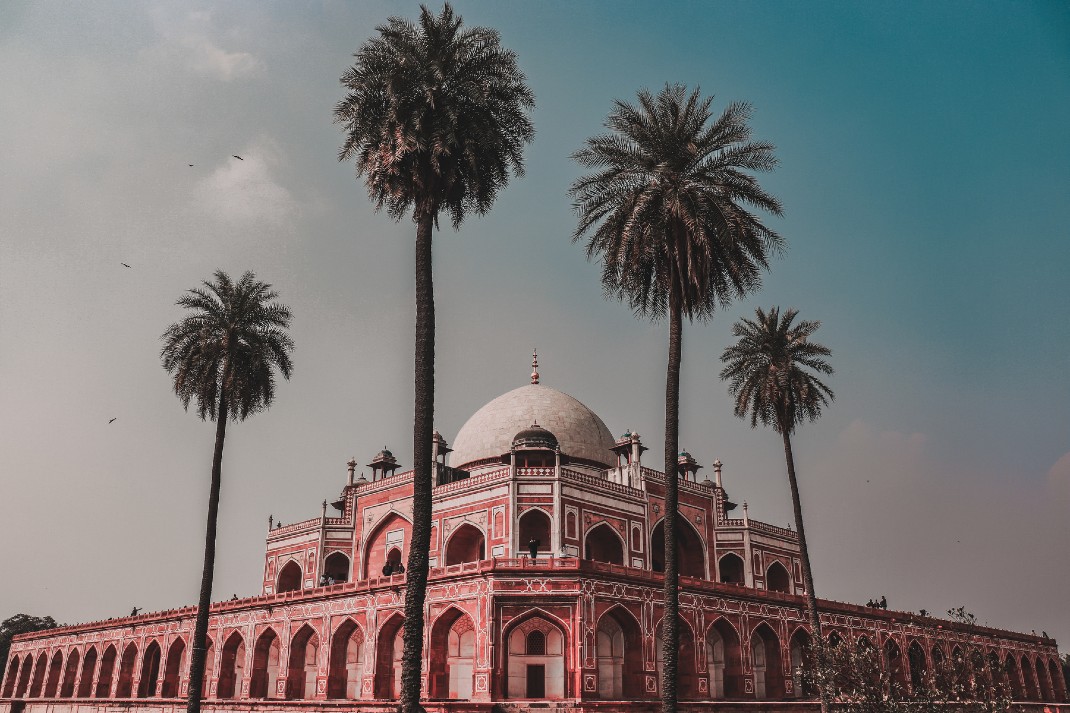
(570, 84), (784, 320)
(720, 306), (834, 434)
(161, 270), (294, 421)
(334, 3), (535, 227)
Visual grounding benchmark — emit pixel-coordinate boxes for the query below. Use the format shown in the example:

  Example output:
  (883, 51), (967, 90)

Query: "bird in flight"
(121, 262), (131, 268)
(188, 164), (194, 167)
(232, 154), (243, 160)
(108, 418), (117, 424)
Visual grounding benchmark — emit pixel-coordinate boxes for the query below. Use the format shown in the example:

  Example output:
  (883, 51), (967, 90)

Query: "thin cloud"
(193, 139), (297, 226)
(147, 8), (261, 82)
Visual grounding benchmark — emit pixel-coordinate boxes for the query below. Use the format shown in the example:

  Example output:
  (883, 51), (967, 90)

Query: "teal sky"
(1, 2), (1067, 646)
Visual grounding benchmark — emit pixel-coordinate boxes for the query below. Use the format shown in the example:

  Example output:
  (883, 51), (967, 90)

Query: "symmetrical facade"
(3, 372), (1066, 711)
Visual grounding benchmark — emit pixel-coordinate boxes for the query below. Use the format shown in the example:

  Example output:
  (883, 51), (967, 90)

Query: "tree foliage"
(0, 614), (58, 673)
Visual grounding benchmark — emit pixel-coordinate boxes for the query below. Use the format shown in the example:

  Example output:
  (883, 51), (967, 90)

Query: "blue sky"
(1, 1), (1067, 646)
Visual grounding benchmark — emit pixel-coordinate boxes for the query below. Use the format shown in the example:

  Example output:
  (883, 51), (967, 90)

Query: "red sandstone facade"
(3, 378), (1066, 711)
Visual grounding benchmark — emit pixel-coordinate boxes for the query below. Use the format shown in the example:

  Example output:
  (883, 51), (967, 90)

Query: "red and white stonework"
(3, 373), (1066, 712)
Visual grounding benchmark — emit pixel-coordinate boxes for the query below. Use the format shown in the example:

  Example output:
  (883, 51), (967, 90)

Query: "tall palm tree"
(161, 270), (293, 713)
(720, 306), (833, 710)
(334, 6), (533, 712)
(571, 84), (783, 713)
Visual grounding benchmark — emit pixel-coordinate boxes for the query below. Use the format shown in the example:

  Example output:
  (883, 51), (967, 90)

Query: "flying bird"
(188, 164), (194, 167)
(121, 263), (131, 268)
(232, 155), (243, 160)
(108, 418), (117, 424)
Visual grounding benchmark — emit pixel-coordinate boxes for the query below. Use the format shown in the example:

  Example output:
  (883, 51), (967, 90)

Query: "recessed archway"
(719, 553), (745, 584)
(517, 509), (552, 557)
(115, 644), (138, 698)
(137, 641), (161, 697)
(29, 652), (47, 697)
(374, 615), (405, 699)
(323, 552), (350, 583)
(585, 524), (625, 566)
(1022, 656), (1039, 701)
(60, 649), (79, 697)
(428, 608), (475, 699)
(444, 524), (486, 566)
(505, 614), (567, 699)
(789, 628), (813, 698)
(651, 519), (706, 579)
(77, 647), (98, 697)
(708, 618), (743, 699)
(161, 639), (185, 698)
(277, 561), (302, 593)
(21, 655), (38, 698)
(884, 639), (907, 690)
(1048, 658), (1066, 702)
(44, 651), (63, 697)
(327, 619), (363, 699)
(250, 628), (281, 699)
(766, 562), (791, 593)
(217, 632), (245, 700)
(1036, 657), (1053, 701)
(286, 625), (319, 699)
(94, 646), (116, 698)
(655, 618), (700, 699)
(362, 512), (412, 578)
(3, 656), (19, 698)
(907, 640), (926, 691)
(596, 607), (645, 699)
(750, 623), (783, 699)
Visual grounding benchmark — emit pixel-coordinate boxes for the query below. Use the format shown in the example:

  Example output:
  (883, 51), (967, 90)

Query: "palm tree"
(334, 6), (533, 712)
(161, 270), (294, 713)
(571, 84), (783, 713)
(720, 306), (833, 710)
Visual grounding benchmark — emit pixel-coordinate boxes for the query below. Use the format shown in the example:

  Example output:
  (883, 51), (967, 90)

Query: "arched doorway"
(707, 618), (743, 698)
(327, 619), (363, 699)
(884, 639), (907, 690)
(651, 520), (706, 579)
(506, 616), (566, 699)
(362, 513), (412, 578)
(1036, 658), (1053, 701)
(217, 633), (245, 699)
(43, 651), (63, 697)
(656, 619), (700, 699)
(789, 628), (813, 698)
(517, 510), (552, 557)
(277, 561), (302, 593)
(766, 562), (791, 593)
(585, 524), (625, 565)
(161, 639), (185, 698)
(137, 641), (161, 697)
(718, 553), (745, 584)
(596, 608), (644, 699)
(1048, 658), (1067, 702)
(30, 652), (47, 697)
(200, 640), (213, 699)
(444, 524), (486, 566)
(60, 649), (79, 697)
(94, 647), (116, 698)
(374, 615), (405, 699)
(115, 644), (138, 698)
(286, 625), (319, 699)
(428, 608), (475, 699)
(750, 623), (783, 699)
(3, 656), (19, 698)
(1003, 654), (1023, 699)
(250, 629), (281, 699)
(322, 552), (350, 584)
(19, 655), (36, 698)
(907, 640), (926, 691)
(78, 648), (98, 697)
(1022, 656), (1038, 700)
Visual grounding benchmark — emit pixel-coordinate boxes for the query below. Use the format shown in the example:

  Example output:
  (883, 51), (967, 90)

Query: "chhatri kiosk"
(3, 361), (1065, 712)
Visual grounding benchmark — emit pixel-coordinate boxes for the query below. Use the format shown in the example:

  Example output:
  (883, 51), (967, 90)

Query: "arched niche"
(650, 519), (706, 579)
(444, 524), (486, 566)
(750, 623), (783, 699)
(505, 615), (566, 699)
(766, 561), (791, 593)
(907, 640), (926, 691)
(708, 618), (743, 699)
(285, 625), (319, 699)
(655, 618), (700, 699)
(428, 608), (476, 699)
(718, 553), (745, 584)
(373, 615), (405, 699)
(327, 619), (363, 699)
(277, 560), (302, 593)
(517, 509), (552, 557)
(93, 647), (116, 698)
(217, 632), (245, 699)
(323, 552), (351, 583)
(362, 512), (412, 579)
(789, 628), (813, 698)
(115, 644), (138, 698)
(249, 629), (281, 699)
(3, 656), (20, 698)
(161, 639), (185, 698)
(595, 607), (645, 699)
(60, 648), (79, 697)
(585, 524), (625, 566)
(137, 641), (161, 697)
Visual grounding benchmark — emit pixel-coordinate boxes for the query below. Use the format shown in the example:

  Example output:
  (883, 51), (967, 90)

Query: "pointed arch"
(1021, 655), (1039, 700)
(200, 638), (214, 699)
(250, 628), (281, 699)
(750, 622), (784, 699)
(884, 638), (907, 690)
(584, 523), (625, 566)
(907, 639), (926, 691)
(1003, 653), (1024, 699)
(428, 607), (476, 699)
(444, 523), (486, 566)
(161, 638), (185, 698)
(94, 646), (116, 698)
(504, 611), (567, 699)
(327, 619), (364, 699)
(362, 511), (413, 578)
(43, 651), (63, 697)
(3, 655), (19, 698)
(60, 648), (80, 697)
(77, 647), (98, 697)
(322, 552), (351, 584)
(517, 509), (552, 557)
(595, 606), (645, 699)
(374, 613), (405, 699)
(707, 617), (743, 699)
(766, 561), (791, 593)
(789, 627), (814, 698)
(286, 624), (320, 699)
(1048, 658), (1066, 702)
(137, 640), (162, 697)
(718, 552), (745, 584)
(277, 560), (302, 594)
(651, 518), (706, 579)
(1036, 657), (1053, 701)
(656, 616), (700, 699)
(28, 652), (47, 697)
(115, 643), (138, 697)
(217, 632), (245, 699)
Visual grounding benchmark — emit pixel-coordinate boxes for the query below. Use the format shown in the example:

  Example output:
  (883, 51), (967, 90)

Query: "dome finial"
(531, 347), (540, 385)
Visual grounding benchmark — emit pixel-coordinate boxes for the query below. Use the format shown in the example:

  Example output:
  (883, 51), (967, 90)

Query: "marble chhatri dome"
(450, 383), (617, 468)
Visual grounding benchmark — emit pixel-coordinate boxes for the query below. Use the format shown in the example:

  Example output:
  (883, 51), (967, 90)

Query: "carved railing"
(641, 468), (715, 497)
(433, 467), (508, 495)
(721, 518), (798, 541)
(560, 468), (645, 498)
(515, 466), (555, 476)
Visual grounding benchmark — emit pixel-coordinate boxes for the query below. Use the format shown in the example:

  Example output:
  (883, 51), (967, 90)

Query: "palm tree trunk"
(185, 390), (228, 713)
(661, 297), (682, 713)
(400, 208), (435, 713)
(781, 429), (828, 713)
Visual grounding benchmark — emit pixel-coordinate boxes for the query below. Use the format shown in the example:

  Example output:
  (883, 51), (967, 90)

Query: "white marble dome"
(450, 384), (616, 469)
